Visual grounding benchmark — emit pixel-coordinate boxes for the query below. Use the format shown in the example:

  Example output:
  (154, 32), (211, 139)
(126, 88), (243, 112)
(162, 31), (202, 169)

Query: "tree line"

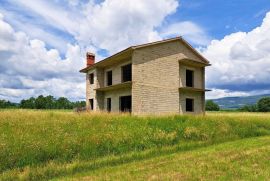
(0, 95), (85, 109)
(206, 97), (270, 112)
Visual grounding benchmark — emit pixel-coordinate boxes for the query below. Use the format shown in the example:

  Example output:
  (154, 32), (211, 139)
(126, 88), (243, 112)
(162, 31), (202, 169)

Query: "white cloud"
(160, 21), (211, 46)
(0, 13), (85, 102)
(0, 9), (70, 53)
(2, 0), (208, 55)
(203, 11), (270, 91)
(9, 0), (81, 35)
(78, 0), (179, 54)
(0, 0), (213, 102)
(206, 89), (249, 99)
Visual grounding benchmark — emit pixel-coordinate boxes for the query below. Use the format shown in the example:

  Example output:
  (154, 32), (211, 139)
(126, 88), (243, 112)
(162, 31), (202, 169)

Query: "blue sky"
(174, 1), (270, 38)
(0, 0), (270, 102)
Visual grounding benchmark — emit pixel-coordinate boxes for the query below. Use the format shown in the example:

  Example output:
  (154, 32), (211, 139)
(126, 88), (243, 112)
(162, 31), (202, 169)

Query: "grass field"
(0, 110), (270, 180)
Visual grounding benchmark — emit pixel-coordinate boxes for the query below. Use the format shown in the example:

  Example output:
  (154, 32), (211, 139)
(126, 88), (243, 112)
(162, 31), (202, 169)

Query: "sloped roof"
(80, 37), (210, 73)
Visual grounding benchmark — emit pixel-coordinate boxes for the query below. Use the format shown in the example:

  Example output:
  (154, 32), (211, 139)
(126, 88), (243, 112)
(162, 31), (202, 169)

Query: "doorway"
(119, 96), (132, 112)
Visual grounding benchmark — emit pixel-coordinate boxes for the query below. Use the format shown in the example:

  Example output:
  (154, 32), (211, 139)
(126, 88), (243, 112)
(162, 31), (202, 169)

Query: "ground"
(0, 110), (270, 180)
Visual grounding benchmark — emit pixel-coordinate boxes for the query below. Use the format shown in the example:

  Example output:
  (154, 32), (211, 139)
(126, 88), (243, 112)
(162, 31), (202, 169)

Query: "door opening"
(107, 98), (111, 112)
(119, 96), (131, 112)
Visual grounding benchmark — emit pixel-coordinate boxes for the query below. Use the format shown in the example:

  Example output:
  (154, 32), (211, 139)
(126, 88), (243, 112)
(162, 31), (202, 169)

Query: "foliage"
(1, 110), (270, 180)
(19, 95), (85, 109)
(238, 97), (270, 112)
(0, 100), (17, 108)
(238, 104), (258, 112)
(205, 100), (220, 111)
(257, 97), (270, 112)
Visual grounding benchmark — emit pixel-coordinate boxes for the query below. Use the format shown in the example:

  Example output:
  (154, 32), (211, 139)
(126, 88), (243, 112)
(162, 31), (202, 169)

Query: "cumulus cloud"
(0, 0), (215, 102)
(0, 13), (85, 102)
(78, 0), (179, 54)
(203, 11), (270, 98)
(206, 88), (250, 100)
(160, 21), (211, 46)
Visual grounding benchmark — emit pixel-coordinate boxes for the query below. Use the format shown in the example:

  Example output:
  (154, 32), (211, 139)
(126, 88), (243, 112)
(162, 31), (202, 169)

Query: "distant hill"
(210, 94), (270, 109)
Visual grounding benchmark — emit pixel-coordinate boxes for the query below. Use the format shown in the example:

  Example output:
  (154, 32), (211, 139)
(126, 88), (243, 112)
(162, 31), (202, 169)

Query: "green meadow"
(0, 110), (270, 180)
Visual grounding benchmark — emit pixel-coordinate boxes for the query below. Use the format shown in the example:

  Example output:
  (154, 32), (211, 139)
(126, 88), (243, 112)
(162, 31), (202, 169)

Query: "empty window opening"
(89, 73), (94, 84)
(186, 69), (194, 87)
(122, 64), (132, 82)
(89, 99), (94, 110)
(186, 98), (194, 112)
(107, 98), (111, 112)
(107, 71), (112, 86)
(119, 96), (132, 112)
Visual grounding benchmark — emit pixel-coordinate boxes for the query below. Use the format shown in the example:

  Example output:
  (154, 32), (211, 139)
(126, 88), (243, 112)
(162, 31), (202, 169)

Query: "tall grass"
(0, 110), (270, 177)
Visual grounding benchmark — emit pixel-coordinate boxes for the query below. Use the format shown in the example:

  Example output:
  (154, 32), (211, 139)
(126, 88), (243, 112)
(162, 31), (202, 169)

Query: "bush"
(257, 97), (270, 112)
(205, 100), (220, 111)
(0, 100), (17, 108)
(238, 104), (258, 112)
(19, 95), (86, 109)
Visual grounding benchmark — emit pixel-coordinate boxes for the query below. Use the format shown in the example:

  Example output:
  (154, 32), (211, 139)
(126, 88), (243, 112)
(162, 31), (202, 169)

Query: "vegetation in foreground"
(0, 110), (270, 180)
(65, 136), (270, 181)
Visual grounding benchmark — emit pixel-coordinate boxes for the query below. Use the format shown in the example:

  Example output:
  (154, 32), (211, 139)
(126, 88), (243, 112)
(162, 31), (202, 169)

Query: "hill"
(211, 94), (270, 109)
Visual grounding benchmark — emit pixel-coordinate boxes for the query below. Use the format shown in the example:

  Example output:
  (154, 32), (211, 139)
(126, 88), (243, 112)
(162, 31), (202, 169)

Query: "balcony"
(95, 81), (132, 92)
(179, 87), (211, 92)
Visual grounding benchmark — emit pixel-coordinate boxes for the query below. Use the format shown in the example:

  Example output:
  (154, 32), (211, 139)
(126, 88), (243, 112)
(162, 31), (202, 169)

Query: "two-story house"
(80, 37), (210, 114)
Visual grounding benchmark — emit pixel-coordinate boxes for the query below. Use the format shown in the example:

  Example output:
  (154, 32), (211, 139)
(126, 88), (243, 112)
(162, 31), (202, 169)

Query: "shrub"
(257, 97), (270, 112)
(205, 100), (220, 111)
(238, 104), (258, 112)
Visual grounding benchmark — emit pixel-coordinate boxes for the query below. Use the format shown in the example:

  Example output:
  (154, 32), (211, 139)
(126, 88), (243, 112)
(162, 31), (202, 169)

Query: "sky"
(0, 0), (270, 102)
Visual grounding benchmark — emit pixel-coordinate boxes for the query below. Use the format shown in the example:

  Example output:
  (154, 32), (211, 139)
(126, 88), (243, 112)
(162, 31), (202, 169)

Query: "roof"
(80, 37), (210, 73)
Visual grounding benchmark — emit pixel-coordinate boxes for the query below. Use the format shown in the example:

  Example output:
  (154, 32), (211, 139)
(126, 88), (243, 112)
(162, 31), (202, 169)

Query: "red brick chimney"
(86, 52), (95, 66)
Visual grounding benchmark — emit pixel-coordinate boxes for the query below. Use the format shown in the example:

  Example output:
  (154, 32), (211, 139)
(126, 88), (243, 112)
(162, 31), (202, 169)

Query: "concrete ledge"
(95, 81), (132, 91)
(179, 87), (211, 92)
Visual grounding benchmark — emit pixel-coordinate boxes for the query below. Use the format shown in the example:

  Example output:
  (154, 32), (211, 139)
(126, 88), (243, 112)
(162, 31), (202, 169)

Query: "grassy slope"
(65, 136), (270, 181)
(0, 110), (270, 180)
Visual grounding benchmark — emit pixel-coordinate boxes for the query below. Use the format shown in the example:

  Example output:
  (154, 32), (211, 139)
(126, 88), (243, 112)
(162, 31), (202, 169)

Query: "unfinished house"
(80, 37), (210, 114)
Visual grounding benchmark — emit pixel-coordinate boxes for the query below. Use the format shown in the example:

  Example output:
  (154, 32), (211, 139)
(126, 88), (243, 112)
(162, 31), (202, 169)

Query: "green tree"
(238, 104), (258, 112)
(205, 100), (220, 111)
(35, 95), (47, 109)
(56, 97), (72, 109)
(20, 97), (36, 109)
(19, 95), (82, 109)
(0, 100), (16, 108)
(257, 97), (270, 112)
(72, 101), (86, 108)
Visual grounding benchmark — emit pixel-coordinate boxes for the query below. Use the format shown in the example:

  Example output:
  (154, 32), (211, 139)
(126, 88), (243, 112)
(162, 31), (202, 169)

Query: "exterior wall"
(103, 88), (131, 112)
(179, 65), (204, 89)
(132, 40), (205, 114)
(85, 39), (206, 114)
(104, 60), (132, 86)
(86, 69), (96, 110)
(86, 68), (104, 111)
(179, 90), (204, 114)
(86, 59), (132, 112)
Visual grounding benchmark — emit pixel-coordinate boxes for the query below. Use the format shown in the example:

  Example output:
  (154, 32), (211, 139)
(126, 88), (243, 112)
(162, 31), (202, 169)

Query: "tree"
(35, 95), (47, 109)
(238, 104), (258, 112)
(20, 97), (35, 109)
(257, 97), (270, 112)
(205, 100), (220, 111)
(18, 95), (84, 109)
(56, 97), (72, 109)
(0, 100), (16, 108)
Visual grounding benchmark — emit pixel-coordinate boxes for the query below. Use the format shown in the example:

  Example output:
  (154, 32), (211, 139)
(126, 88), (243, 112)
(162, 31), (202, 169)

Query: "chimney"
(86, 52), (95, 66)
